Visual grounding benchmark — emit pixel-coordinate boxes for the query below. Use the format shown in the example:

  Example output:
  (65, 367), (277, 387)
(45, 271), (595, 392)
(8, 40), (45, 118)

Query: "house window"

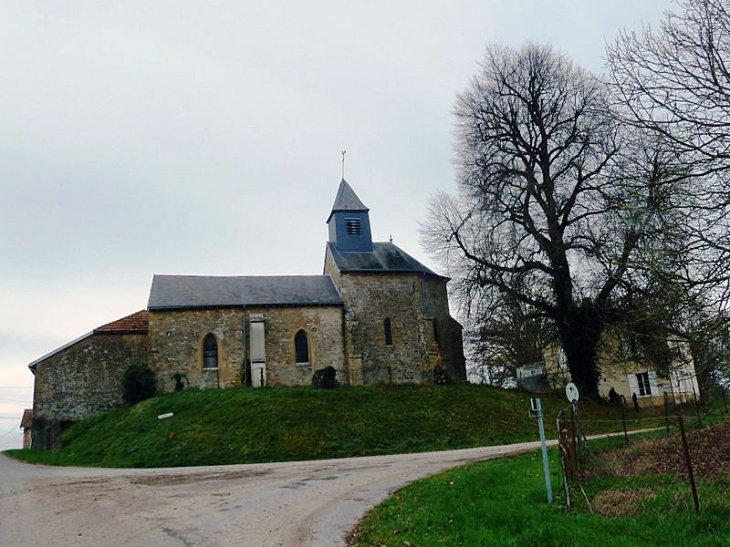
(203, 334), (218, 369)
(345, 218), (361, 235)
(295, 330), (310, 364)
(384, 318), (393, 346)
(621, 337), (639, 359)
(636, 372), (652, 396)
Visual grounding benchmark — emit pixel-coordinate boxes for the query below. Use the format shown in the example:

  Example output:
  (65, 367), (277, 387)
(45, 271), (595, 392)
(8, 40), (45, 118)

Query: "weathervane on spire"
(341, 150), (347, 180)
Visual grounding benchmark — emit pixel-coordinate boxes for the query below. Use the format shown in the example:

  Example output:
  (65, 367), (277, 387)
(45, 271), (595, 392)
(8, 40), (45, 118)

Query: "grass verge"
(349, 447), (730, 547)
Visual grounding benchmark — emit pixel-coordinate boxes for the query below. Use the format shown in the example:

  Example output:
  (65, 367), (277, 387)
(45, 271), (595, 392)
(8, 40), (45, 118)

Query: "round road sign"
(565, 382), (580, 403)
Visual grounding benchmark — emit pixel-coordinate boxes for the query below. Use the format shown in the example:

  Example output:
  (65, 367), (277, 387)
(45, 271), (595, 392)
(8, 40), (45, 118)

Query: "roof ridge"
(148, 274), (344, 309)
(326, 241), (448, 280)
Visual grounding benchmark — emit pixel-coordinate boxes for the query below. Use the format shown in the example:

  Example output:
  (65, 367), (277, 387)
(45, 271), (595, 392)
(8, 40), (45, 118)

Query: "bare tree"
(607, 0), (730, 378)
(470, 282), (554, 387)
(423, 44), (702, 399)
(607, 0), (730, 286)
(691, 312), (730, 393)
(607, 0), (730, 172)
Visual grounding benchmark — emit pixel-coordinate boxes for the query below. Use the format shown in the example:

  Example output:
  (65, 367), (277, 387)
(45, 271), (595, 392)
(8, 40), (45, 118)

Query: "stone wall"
(148, 308), (245, 392)
(148, 306), (346, 389)
(420, 276), (466, 382)
(335, 271), (435, 384)
(31, 332), (149, 449)
(248, 305), (346, 386)
(324, 247), (465, 385)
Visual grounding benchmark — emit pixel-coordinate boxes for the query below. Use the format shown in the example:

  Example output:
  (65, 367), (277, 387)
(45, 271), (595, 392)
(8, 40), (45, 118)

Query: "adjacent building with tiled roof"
(20, 409), (33, 449)
(28, 179), (465, 449)
(94, 310), (149, 334)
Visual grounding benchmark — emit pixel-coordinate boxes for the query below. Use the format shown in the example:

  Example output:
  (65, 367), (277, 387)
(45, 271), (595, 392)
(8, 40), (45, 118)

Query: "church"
(28, 180), (466, 449)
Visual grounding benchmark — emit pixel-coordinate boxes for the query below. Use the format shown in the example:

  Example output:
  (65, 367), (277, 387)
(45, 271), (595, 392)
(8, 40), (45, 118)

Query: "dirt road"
(0, 440), (549, 546)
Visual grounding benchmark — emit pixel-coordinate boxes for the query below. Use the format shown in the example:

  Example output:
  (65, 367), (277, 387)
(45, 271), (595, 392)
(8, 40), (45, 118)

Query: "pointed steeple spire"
(327, 179), (369, 223)
(326, 179), (373, 253)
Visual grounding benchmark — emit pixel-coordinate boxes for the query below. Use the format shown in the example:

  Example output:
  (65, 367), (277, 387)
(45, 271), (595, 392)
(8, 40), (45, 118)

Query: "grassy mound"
(7, 384), (626, 468)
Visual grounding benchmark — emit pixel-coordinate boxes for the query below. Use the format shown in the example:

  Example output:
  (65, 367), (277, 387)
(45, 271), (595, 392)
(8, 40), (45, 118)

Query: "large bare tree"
(424, 44), (700, 398)
(607, 0), (730, 377)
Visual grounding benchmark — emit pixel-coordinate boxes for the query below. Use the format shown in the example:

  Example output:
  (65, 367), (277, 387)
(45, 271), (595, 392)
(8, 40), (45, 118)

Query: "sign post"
(530, 397), (553, 504)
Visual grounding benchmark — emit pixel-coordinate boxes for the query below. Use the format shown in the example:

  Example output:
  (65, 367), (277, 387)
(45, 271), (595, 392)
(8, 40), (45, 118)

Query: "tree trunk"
(558, 302), (603, 400)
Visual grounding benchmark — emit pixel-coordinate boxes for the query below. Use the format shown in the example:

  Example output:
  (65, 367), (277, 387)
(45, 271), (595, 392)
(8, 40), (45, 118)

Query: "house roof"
(326, 178), (369, 223)
(327, 241), (448, 279)
(29, 311), (149, 372)
(94, 310), (149, 334)
(20, 409), (32, 429)
(148, 274), (344, 310)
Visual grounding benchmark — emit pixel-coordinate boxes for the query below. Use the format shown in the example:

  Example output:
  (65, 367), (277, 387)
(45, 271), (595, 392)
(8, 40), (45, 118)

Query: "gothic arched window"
(295, 330), (310, 364)
(203, 334), (218, 369)
(384, 318), (393, 346)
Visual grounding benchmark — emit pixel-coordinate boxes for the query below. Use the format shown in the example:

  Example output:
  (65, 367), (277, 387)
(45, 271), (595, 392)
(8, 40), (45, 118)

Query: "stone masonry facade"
(148, 305), (346, 390)
(31, 331), (149, 449)
(250, 305), (345, 387)
(149, 308), (246, 391)
(323, 244), (465, 385)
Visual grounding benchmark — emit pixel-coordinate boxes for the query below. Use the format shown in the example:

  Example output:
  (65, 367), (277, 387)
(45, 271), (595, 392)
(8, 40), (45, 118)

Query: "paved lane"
(0, 441), (549, 546)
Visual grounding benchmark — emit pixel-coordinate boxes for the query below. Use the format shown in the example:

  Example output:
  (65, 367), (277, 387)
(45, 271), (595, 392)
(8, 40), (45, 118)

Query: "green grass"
(349, 448), (730, 547)
(7, 384), (727, 545)
(5, 384), (633, 468)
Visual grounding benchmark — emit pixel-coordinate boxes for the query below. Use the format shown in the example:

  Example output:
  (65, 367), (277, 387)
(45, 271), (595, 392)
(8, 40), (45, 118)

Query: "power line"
(0, 424), (20, 437)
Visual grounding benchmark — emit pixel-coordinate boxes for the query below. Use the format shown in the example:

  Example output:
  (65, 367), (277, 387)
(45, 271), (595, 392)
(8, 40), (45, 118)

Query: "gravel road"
(0, 440), (550, 546)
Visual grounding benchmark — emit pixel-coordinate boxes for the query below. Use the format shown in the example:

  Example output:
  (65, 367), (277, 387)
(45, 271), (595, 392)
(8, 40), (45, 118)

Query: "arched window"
(384, 318), (393, 346)
(203, 334), (218, 369)
(295, 330), (309, 364)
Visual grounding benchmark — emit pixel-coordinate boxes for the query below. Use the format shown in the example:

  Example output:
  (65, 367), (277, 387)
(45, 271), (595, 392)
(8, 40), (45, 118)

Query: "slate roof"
(327, 241), (448, 279)
(148, 275), (344, 310)
(326, 179), (369, 222)
(94, 310), (149, 334)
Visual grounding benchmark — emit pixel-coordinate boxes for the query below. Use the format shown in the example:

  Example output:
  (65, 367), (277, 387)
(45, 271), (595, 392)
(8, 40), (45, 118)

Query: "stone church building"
(29, 180), (466, 448)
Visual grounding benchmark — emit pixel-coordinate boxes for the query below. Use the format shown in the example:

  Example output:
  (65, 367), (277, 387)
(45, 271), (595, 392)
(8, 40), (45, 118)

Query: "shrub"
(172, 372), (188, 392)
(122, 363), (157, 405)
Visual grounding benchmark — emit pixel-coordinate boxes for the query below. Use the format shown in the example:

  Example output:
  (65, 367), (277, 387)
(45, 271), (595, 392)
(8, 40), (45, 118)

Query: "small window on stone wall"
(203, 334), (218, 369)
(384, 318), (393, 346)
(295, 330), (310, 364)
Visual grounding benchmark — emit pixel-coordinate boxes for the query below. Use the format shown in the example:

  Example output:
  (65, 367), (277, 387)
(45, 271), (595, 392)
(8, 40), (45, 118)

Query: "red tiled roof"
(20, 409), (33, 428)
(93, 310), (149, 334)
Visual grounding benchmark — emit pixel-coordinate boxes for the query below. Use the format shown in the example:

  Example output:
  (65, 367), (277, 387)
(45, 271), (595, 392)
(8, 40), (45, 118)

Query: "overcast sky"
(0, 1), (672, 449)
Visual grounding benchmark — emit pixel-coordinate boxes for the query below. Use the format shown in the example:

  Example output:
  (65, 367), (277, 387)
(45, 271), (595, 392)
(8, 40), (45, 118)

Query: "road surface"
(0, 440), (550, 546)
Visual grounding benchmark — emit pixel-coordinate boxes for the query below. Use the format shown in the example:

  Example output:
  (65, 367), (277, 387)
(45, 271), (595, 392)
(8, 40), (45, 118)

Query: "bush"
(172, 372), (188, 392)
(122, 363), (157, 405)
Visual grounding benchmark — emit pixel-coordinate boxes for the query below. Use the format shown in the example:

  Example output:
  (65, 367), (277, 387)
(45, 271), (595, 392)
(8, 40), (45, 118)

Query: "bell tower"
(326, 179), (373, 253)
